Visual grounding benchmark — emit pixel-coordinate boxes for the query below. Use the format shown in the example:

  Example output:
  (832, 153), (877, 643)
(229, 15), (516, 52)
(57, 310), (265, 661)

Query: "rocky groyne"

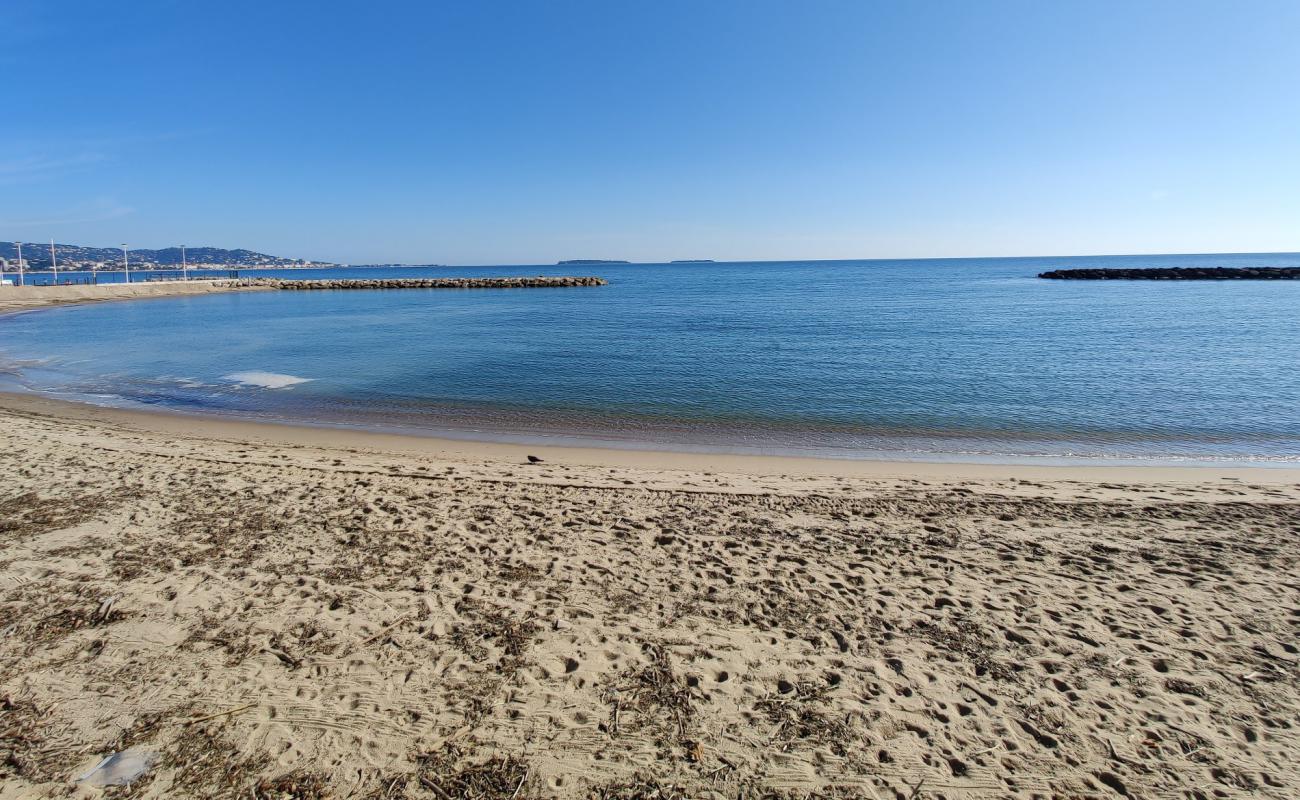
(236, 276), (607, 290)
(1039, 267), (1300, 280)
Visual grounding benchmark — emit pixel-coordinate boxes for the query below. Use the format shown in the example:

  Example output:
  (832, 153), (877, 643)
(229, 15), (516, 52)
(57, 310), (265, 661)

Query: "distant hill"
(0, 242), (334, 269)
(557, 259), (629, 265)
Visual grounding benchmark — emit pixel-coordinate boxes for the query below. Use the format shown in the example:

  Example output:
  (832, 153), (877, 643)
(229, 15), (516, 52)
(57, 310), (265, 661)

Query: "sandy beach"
(0, 389), (1295, 799)
(7, 2), (1299, 795)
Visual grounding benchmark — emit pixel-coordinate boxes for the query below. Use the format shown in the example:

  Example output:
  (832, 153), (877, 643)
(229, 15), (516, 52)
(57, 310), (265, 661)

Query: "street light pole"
(122, 243), (130, 283)
(181, 244), (187, 281)
(16, 241), (23, 286)
(50, 239), (58, 284)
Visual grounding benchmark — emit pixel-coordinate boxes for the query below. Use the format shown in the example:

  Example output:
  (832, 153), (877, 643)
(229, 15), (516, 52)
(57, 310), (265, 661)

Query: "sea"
(2, 253), (1299, 465)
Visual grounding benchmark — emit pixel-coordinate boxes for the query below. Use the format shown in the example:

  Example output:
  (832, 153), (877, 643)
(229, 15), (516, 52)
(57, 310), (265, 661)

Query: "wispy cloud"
(1, 197), (135, 227)
(0, 153), (106, 184)
(0, 129), (205, 186)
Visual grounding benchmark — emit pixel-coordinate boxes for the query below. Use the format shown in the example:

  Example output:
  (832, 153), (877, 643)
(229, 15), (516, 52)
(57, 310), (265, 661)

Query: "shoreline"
(3, 279), (1298, 477)
(3, 390), (1298, 482)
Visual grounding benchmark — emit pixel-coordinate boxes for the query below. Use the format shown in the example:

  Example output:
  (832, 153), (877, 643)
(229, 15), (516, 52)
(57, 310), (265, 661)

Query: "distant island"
(671, 259), (715, 263)
(556, 259), (629, 265)
(0, 241), (336, 271)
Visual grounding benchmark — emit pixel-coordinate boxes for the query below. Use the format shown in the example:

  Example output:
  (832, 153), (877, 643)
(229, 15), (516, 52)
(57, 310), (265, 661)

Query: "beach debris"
(94, 595), (120, 624)
(0, 490), (124, 540)
(1105, 736), (1133, 765)
(592, 775), (691, 798)
(360, 613), (414, 646)
(182, 702), (257, 726)
(0, 696), (69, 782)
(411, 745), (533, 799)
(75, 747), (157, 787)
(162, 724), (273, 797)
(686, 739), (704, 762)
(263, 645), (302, 669)
(755, 680), (853, 754)
(253, 771), (331, 798)
(601, 642), (699, 749)
(526, 455), (544, 464)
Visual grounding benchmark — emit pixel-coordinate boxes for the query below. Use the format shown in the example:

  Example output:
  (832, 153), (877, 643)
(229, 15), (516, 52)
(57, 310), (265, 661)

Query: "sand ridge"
(0, 397), (1297, 798)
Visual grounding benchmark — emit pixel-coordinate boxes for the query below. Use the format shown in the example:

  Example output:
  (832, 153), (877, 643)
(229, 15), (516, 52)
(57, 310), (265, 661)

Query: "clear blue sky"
(3, 1), (1298, 264)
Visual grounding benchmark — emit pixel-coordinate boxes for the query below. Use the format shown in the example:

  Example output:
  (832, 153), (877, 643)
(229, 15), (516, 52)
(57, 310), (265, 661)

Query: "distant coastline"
(557, 259), (629, 265)
(0, 241), (334, 272)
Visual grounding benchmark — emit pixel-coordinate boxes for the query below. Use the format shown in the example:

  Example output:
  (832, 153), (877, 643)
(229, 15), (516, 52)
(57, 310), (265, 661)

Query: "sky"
(2, 0), (1298, 265)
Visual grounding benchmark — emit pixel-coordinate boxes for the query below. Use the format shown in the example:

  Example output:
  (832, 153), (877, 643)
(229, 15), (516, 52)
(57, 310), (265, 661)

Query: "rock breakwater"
(235, 276), (608, 290)
(1039, 267), (1300, 280)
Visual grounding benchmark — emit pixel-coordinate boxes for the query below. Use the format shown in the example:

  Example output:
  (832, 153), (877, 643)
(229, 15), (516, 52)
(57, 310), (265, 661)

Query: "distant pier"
(0, 275), (609, 315)
(0, 279), (256, 315)
(1039, 267), (1300, 280)
(237, 276), (608, 290)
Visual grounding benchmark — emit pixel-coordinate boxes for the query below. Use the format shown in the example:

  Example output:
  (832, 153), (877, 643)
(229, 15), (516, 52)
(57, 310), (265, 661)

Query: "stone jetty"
(1039, 267), (1300, 280)
(235, 276), (607, 290)
(0, 279), (254, 315)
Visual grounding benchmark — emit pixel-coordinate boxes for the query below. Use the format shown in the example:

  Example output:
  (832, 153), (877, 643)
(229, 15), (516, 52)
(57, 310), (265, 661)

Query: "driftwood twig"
(184, 702), (257, 726)
(361, 614), (414, 646)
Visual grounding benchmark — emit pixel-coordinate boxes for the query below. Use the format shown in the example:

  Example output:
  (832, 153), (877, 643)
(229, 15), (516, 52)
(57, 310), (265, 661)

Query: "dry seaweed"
(0, 579), (129, 660)
(171, 503), (290, 566)
(0, 695), (68, 782)
(495, 559), (542, 583)
(254, 771), (333, 799)
(179, 611), (260, 666)
(754, 681), (853, 755)
(446, 599), (538, 666)
(911, 612), (1015, 681)
(603, 642), (699, 752)
(412, 745), (533, 798)
(590, 775), (690, 799)
(163, 723), (270, 798)
(0, 490), (121, 540)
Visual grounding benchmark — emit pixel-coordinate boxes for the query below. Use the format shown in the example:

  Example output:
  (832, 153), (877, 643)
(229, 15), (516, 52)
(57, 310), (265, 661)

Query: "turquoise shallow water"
(2, 254), (1299, 464)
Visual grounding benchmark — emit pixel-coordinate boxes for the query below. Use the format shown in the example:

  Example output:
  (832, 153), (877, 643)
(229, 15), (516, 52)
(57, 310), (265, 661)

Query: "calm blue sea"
(3, 254), (1299, 464)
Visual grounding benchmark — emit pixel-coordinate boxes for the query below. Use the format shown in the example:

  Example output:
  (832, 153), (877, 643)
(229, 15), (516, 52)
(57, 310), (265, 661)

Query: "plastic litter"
(75, 748), (157, 786)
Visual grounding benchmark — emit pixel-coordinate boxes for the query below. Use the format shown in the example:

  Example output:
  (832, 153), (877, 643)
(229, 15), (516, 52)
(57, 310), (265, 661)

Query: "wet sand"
(0, 391), (1297, 798)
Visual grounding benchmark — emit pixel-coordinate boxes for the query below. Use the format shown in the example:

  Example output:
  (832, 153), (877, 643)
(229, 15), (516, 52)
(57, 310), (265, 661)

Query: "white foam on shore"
(223, 371), (313, 390)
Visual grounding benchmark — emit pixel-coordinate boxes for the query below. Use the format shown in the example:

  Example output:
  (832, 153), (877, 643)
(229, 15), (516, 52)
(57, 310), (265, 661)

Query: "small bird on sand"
(527, 455), (544, 464)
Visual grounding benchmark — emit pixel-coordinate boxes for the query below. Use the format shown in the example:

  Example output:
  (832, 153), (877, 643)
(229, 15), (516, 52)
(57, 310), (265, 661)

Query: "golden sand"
(0, 391), (1296, 798)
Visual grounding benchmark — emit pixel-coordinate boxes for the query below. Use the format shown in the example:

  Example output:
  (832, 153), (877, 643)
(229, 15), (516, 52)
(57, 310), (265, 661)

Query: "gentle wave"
(222, 371), (314, 389)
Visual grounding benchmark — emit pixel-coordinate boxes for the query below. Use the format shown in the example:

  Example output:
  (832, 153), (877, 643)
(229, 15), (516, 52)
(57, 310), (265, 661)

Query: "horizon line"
(5, 244), (1299, 267)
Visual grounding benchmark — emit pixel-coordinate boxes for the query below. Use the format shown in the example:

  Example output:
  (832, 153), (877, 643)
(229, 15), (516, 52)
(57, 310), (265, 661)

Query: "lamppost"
(122, 244), (130, 284)
(181, 244), (187, 281)
(16, 241), (23, 286)
(50, 239), (58, 285)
